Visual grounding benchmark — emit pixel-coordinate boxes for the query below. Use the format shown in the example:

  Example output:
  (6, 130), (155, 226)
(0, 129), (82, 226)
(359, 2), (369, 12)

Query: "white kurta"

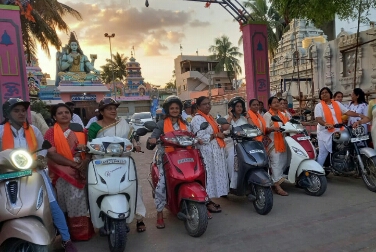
(191, 115), (229, 198)
(263, 112), (288, 184)
(224, 115), (248, 189)
(347, 102), (368, 134)
(369, 100), (376, 150)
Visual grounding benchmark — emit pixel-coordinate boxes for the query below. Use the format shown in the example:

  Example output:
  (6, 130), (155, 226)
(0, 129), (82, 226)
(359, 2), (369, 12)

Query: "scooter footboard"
(0, 218), (52, 245)
(101, 195), (131, 221)
(297, 159), (325, 176)
(248, 169), (273, 186)
(178, 182), (208, 204)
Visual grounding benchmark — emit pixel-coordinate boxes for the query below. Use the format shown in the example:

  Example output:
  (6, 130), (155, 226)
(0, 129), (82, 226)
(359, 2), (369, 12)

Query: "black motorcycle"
(311, 124), (376, 192)
(217, 118), (273, 215)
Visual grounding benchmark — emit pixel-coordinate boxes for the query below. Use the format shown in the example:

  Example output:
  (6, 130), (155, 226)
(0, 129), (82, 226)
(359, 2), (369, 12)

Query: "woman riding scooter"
(148, 96), (189, 229)
(0, 98), (77, 252)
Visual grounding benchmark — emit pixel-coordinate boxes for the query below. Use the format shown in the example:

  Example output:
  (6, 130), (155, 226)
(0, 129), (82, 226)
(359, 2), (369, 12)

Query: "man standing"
(85, 109), (99, 129)
(65, 102), (84, 127)
(182, 100), (192, 121)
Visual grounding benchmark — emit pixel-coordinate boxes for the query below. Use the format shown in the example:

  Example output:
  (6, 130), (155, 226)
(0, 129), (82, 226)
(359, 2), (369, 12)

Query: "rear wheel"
(184, 201), (208, 237)
(360, 155), (376, 192)
(304, 174), (327, 196)
(1, 239), (48, 252)
(107, 219), (127, 252)
(252, 185), (273, 215)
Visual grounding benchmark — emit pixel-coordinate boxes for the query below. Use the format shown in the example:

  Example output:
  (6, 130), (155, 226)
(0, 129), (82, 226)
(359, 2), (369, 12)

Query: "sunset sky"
(37, 0), (246, 86)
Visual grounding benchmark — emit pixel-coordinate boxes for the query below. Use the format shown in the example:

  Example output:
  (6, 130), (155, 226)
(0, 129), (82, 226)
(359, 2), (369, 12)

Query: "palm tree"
(18, 0), (82, 62)
(209, 35), (243, 85)
(239, 0), (284, 60)
(100, 53), (128, 83)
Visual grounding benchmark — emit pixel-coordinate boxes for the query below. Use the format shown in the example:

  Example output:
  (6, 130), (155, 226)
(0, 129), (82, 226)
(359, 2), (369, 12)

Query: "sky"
(37, 0), (246, 86)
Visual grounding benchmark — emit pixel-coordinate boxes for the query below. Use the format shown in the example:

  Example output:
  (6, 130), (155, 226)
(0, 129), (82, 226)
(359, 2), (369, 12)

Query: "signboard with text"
(71, 94), (97, 101)
(0, 5), (30, 119)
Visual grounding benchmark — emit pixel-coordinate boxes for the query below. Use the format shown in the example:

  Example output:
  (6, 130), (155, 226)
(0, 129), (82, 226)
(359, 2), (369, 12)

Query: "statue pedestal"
(0, 5), (30, 118)
(242, 23), (270, 105)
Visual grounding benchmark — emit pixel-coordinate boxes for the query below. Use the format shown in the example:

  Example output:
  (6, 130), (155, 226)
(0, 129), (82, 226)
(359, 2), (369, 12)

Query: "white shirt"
(71, 113), (84, 127)
(0, 124), (47, 157)
(182, 110), (189, 120)
(315, 101), (349, 135)
(85, 116), (98, 129)
(347, 102), (369, 134)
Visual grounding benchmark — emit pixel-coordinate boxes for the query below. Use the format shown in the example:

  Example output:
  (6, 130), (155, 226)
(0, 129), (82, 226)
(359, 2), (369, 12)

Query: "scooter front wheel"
(184, 201), (208, 237)
(252, 185), (273, 215)
(107, 219), (128, 252)
(304, 174), (327, 196)
(1, 238), (48, 252)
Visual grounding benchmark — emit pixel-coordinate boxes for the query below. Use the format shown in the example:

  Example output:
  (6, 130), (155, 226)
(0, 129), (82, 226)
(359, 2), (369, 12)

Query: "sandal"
(156, 218), (165, 229)
(207, 202), (222, 213)
(136, 220), (146, 233)
(208, 201), (221, 209)
(275, 186), (288, 196)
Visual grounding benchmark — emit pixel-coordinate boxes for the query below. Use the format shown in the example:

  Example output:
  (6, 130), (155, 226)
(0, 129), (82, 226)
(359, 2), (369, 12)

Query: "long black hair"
(333, 91), (343, 100)
(352, 88), (367, 104)
(268, 96), (278, 106)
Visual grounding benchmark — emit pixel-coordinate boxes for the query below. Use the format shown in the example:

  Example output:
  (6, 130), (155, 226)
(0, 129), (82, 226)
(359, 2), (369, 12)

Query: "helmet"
(162, 95), (183, 115)
(332, 130), (351, 144)
(98, 98), (120, 110)
(183, 100), (192, 109)
(228, 96), (246, 114)
(3, 98), (30, 118)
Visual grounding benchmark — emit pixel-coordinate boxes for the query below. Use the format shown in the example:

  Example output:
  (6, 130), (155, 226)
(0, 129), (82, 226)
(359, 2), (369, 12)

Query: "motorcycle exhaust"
(247, 194), (256, 202)
(177, 212), (189, 221)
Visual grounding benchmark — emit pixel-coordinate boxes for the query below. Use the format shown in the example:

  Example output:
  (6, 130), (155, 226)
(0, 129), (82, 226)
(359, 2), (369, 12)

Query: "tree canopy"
(100, 52), (128, 84)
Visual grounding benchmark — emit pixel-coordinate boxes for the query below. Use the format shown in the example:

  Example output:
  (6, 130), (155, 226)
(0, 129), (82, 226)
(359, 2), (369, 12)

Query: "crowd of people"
(1, 86), (376, 250)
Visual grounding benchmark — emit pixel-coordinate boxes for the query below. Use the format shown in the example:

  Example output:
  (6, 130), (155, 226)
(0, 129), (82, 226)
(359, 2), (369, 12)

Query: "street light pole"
(104, 33), (116, 100)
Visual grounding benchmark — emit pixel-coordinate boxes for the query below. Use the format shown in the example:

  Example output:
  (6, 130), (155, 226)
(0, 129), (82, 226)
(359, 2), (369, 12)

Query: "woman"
(314, 87), (369, 167)
(263, 97), (289, 196)
(347, 88), (368, 134)
(225, 97), (253, 190)
(278, 98), (291, 120)
(191, 96), (229, 213)
(368, 97), (376, 149)
(333, 91), (344, 103)
(247, 99), (267, 143)
(147, 96), (188, 229)
(87, 98), (147, 233)
(45, 103), (94, 241)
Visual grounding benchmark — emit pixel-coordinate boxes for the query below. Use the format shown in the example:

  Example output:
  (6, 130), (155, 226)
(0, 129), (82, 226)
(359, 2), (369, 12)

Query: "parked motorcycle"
(311, 124), (376, 192)
(71, 123), (148, 252)
(0, 141), (55, 252)
(216, 118), (273, 215)
(271, 116), (327, 196)
(145, 121), (209, 237)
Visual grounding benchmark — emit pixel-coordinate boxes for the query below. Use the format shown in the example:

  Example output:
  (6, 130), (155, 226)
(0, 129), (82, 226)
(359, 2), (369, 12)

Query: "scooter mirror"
(69, 123), (84, 132)
(42, 140), (52, 150)
(136, 127), (148, 136)
(216, 117), (229, 125)
(144, 121), (157, 131)
(303, 110), (312, 115)
(290, 118), (300, 124)
(271, 115), (282, 122)
(200, 122), (209, 130)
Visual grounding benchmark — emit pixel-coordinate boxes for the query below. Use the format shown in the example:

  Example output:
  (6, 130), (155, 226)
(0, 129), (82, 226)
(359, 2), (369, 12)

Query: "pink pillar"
(0, 5), (30, 119)
(242, 23), (270, 106)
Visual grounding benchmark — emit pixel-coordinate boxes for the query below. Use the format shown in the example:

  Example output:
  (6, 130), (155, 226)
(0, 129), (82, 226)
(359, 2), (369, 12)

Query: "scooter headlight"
(90, 144), (105, 153)
(106, 143), (124, 154)
(291, 146), (307, 157)
(10, 150), (33, 170)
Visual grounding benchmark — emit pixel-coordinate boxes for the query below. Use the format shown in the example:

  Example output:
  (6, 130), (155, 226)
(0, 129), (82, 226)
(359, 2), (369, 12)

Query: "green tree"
(209, 35), (243, 84)
(270, 0), (376, 27)
(30, 100), (50, 119)
(241, 0), (284, 59)
(19, 0), (82, 62)
(100, 52), (128, 84)
(165, 81), (176, 89)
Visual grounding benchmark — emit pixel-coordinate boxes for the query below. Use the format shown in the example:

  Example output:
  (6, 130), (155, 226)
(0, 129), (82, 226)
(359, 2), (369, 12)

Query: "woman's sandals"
(136, 220), (146, 232)
(206, 201), (222, 213)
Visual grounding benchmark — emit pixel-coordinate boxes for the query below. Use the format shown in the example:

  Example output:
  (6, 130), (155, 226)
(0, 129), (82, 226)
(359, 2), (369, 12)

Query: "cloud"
(60, 2), (192, 55)
(189, 19), (210, 27)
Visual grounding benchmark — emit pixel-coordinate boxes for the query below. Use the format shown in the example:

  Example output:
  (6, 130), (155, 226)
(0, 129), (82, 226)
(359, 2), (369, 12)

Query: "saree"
(45, 125), (94, 241)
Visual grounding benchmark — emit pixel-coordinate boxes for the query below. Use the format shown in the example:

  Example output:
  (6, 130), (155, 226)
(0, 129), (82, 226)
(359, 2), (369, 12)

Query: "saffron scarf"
(163, 117), (187, 133)
(248, 110), (266, 142)
(54, 123), (74, 161)
(320, 100), (343, 132)
(269, 109), (288, 153)
(3, 122), (38, 154)
(197, 110), (225, 148)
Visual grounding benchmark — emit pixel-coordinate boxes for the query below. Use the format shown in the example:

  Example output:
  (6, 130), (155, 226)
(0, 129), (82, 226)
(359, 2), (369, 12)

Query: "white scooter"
(271, 115), (327, 196)
(71, 124), (148, 252)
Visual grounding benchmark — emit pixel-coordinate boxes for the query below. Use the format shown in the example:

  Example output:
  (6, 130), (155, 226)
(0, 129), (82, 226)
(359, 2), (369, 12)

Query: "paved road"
(70, 133), (376, 252)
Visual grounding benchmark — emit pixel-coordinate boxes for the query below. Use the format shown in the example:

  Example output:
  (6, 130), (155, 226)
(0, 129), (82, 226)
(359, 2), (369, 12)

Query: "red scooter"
(145, 121), (209, 237)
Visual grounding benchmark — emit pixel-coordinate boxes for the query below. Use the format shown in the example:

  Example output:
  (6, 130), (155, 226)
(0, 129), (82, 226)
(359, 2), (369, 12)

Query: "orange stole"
(163, 117), (187, 152)
(3, 122), (38, 155)
(269, 109), (288, 153)
(320, 100), (344, 132)
(197, 110), (225, 148)
(248, 110), (266, 142)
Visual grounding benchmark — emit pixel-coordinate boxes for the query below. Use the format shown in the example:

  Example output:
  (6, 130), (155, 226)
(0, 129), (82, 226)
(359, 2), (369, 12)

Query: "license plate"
(351, 135), (369, 142)
(95, 159), (127, 165)
(0, 170), (32, 181)
(297, 136), (311, 141)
